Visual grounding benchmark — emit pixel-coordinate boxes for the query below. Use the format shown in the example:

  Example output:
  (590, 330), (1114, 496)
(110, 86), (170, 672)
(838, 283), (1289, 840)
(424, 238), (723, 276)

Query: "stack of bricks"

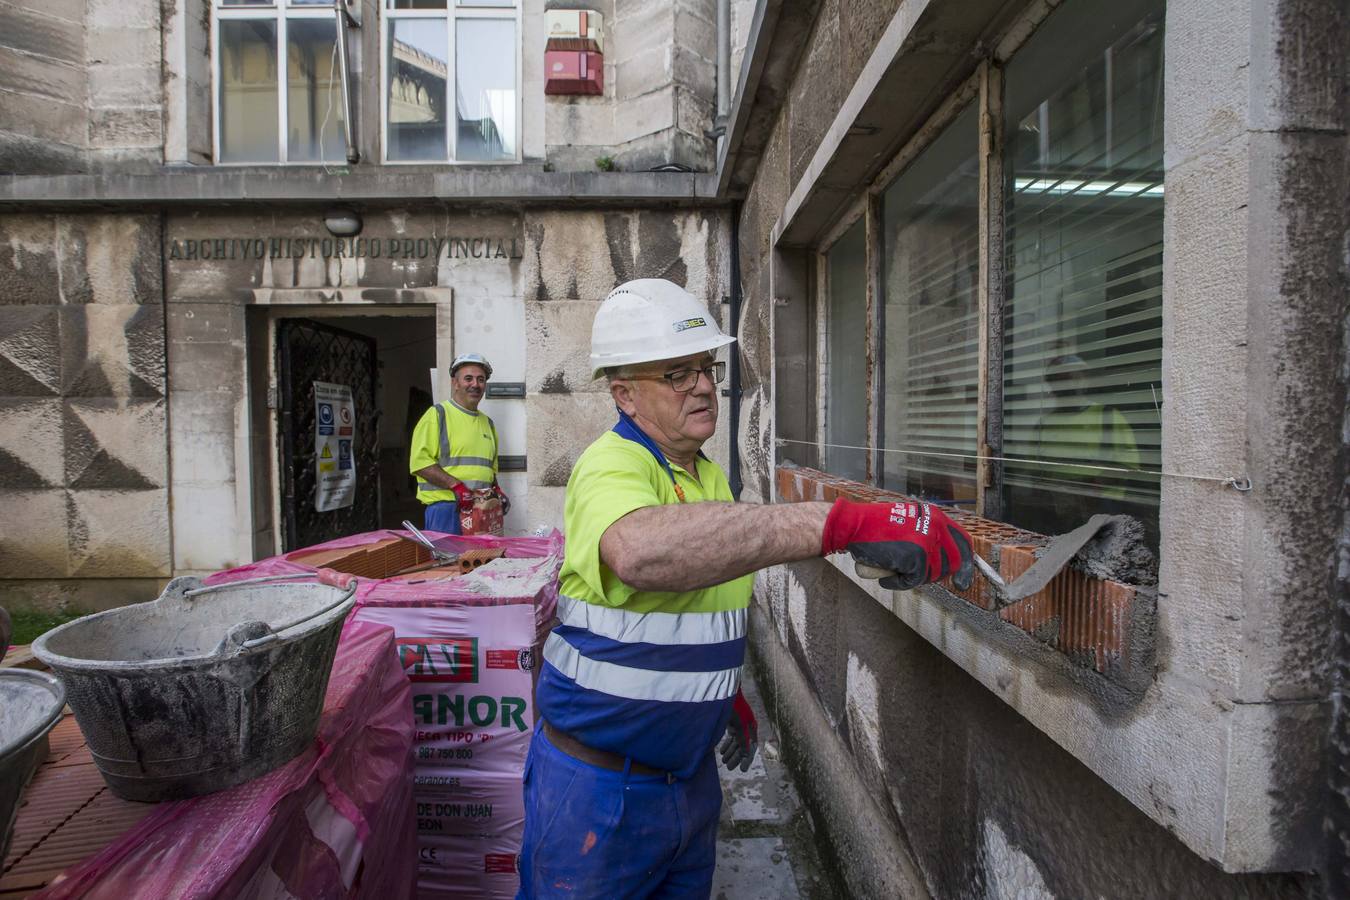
(775, 465), (1139, 678)
(287, 539), (506, 581)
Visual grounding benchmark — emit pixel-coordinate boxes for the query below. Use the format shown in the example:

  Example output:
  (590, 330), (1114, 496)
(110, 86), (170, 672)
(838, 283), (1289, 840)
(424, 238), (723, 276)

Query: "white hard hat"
(450, 353), (492, 378)
(590, 279), (735, 379)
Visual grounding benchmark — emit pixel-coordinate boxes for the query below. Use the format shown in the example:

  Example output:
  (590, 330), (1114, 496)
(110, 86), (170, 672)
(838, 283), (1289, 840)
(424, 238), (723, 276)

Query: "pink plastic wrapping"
(209, 529), (562, 642)
(348, 530), (564, 898)
(35, 620), (417, 900)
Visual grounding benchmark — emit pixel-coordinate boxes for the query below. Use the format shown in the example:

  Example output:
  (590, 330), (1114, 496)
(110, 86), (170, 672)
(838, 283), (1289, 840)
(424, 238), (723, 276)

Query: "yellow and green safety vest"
(408, 399), (499, 504)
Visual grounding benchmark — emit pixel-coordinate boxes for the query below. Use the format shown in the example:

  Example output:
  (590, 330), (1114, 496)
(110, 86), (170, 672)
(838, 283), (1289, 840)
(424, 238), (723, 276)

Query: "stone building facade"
(724, 0), (1348, 896)
(1, 0), (740, 607)
(2, 0), (1347, 896)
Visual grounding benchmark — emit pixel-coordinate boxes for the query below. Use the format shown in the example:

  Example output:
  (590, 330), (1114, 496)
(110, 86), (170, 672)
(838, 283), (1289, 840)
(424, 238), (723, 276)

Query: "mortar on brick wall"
(776, 465), (1155, 686)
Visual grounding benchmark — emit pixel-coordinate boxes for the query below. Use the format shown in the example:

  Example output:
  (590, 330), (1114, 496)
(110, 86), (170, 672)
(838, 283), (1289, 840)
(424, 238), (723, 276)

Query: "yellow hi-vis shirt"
(408, 399), (499, 504)
(559, 430), (753, 614)
(537, 428), (753, 776)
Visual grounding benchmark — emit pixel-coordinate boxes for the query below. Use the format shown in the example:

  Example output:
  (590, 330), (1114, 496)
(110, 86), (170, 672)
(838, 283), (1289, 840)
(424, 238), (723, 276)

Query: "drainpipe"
(715, 0), (730, 156)
(334, 0), (360, 164)
(728, 202), (743, 498)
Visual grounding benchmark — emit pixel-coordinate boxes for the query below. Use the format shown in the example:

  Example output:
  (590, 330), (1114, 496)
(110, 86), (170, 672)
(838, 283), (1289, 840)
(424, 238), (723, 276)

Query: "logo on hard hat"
(673, 317), (707, 333)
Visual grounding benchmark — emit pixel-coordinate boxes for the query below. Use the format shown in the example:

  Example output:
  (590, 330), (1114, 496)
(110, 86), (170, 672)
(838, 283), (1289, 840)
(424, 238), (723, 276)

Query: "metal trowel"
(853, 514), (1126, 610)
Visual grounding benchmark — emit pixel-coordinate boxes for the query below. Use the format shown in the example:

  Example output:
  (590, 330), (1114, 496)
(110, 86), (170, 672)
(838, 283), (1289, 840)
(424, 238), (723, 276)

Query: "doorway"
(263, 308), (437, 553)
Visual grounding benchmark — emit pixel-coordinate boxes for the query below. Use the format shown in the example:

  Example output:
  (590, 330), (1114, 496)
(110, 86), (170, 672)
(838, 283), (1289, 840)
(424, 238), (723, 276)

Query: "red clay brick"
(774, 464), (1139, 676)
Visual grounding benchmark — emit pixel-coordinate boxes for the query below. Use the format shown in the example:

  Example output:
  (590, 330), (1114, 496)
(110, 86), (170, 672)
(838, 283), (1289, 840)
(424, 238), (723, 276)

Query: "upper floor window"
(210, 0), (521, 165)
(383, 1), (520, 163)
(214, 0), (347, 164)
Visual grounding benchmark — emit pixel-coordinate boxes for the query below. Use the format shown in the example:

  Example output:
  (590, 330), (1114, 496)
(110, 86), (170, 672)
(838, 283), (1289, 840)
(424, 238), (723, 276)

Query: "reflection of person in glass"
(1031, 353), (1141, 520)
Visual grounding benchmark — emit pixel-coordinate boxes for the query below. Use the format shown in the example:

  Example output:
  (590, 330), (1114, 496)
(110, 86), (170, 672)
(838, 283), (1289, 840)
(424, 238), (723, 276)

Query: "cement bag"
(353, 533), (563, 899)
(34, 620), (417, 900)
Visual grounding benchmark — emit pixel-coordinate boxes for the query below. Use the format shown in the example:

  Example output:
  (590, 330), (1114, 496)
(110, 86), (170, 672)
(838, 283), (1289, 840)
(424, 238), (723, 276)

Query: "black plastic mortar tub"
(0, 669), (65, 863)
(32, 572), (358, 802)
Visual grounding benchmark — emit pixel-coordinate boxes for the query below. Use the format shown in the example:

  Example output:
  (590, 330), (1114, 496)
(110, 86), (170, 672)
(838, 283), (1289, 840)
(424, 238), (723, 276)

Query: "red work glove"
(821, 498), (975, 592)
(449, 481), (472, 504)
(719, 689), (758, 772)
(492, 483), (511, 515)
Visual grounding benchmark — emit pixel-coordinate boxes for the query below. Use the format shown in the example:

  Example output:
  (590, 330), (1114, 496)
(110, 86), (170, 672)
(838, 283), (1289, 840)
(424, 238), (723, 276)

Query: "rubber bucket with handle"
(32, 571), (358, 801)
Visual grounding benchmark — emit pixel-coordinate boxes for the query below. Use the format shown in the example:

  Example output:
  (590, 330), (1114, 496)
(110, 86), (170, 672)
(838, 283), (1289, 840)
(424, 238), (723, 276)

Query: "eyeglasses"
(625, 361), (726, 393)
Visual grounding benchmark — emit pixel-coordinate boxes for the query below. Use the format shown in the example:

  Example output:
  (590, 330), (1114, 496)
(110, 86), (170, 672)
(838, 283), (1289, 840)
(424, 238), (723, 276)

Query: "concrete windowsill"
(775, 465), (1148, 685)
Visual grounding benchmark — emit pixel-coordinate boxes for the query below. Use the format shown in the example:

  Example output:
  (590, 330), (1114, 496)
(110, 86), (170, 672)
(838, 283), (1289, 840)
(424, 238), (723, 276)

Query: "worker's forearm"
(414, 465), (461, 491)
(600, 501), (833, 592)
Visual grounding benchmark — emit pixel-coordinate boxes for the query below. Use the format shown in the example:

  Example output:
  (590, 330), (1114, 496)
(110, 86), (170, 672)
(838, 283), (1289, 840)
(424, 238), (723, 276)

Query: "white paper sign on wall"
(314, 380), (356, 512)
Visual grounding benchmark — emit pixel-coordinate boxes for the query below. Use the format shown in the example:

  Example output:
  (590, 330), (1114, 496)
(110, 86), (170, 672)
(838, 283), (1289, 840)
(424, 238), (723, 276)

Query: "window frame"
(813, 6), (1165, 530)
(817, 202), (871, 483)
(211, 0), (350, 167)
(379, 0), (524, 166)
(815, 72), (988, 506)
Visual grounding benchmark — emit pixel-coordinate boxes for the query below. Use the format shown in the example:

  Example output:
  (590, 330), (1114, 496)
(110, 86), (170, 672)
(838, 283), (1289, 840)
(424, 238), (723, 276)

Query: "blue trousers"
(423, 500), (461, 534)
(516, 726), (721, 899)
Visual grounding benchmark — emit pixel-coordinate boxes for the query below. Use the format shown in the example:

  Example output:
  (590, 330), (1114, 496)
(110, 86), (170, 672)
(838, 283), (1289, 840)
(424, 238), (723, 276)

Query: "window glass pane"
(458, 0), (516, 6)
(387, 18), (448, 160)
(218, 19), (279, 162)
(286, 18), (346, 162)
(455, 19), (516, 161)
(1001, 0), (1165, 541)
(221, 1), (273, 6)
(387, 0), (448, 8)
(824, 220), (868, 481)
(289, 0), (333, 5)
(880, 103), (979, 505)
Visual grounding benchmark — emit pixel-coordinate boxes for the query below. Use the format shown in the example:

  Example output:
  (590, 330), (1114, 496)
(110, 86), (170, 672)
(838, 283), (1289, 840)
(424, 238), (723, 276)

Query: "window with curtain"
(824, 220), (869, 481)
(1000, 0), (1165, 541)
(215, 0), (346, 164)
(880, 102), (980, 505)
(384, 0), (519, 163)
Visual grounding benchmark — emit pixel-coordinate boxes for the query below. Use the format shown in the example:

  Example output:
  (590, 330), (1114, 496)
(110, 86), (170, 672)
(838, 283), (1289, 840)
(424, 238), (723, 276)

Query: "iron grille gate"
(278, 318), (381, 551)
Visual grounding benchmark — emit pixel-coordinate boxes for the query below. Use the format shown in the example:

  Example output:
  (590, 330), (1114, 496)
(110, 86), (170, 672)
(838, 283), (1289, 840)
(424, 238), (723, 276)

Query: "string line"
(774, 437), (1249, 489)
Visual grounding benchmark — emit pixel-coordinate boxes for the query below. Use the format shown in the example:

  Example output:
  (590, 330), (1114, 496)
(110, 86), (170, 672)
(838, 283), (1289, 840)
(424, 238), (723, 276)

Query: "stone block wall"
(0, 214), (170, 612)
(521, 207), (732, 521)
(155, 205), (726, 571)
(733, 0), (1346, 891)
(544, 0), (720, 171)
(0, 0), (163, 174)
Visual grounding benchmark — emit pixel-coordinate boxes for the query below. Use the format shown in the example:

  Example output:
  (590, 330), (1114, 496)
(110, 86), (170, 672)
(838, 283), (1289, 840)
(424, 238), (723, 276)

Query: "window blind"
(1000, 1), (1165, 540)
(825, 220), (869, 482)
(880, 102), (980, 502)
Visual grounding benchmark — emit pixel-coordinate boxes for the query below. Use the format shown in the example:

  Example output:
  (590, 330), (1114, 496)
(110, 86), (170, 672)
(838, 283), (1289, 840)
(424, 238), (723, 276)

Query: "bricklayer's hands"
(821, 498), (975, 592)
(719, 689), (758, 772)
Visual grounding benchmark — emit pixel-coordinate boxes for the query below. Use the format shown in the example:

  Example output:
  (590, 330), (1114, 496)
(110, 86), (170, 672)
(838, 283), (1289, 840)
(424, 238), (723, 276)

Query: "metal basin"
(0, 669), (65, 864)
(32, 575), (357, 802)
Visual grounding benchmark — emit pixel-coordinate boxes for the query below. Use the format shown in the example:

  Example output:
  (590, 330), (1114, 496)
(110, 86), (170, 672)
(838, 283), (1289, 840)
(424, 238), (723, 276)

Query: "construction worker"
(1012, 353), (1145, 531)
(518, 279), (974, 898)
(409, 353), (509, 533)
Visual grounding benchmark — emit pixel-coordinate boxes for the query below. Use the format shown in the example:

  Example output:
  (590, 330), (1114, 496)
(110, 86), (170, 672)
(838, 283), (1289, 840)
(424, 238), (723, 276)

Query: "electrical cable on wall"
(319, 35), (339, 175)
(774, 437), (1252, 491)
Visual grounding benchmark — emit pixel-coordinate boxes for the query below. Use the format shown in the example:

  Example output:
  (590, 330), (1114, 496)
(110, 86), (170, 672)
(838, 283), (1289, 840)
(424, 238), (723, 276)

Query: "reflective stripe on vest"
(418, 401), (497, 499)
(555, 593), (745, 646)
(532, 414), (748, 777)
(543, 632), (741, 703)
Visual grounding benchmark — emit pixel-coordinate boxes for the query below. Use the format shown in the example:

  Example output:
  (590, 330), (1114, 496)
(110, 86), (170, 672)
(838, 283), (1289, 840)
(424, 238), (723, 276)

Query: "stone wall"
(159, 205), (727, 572)
(522, 207), (732, 525)
(0, 214), (170, 612)
(544, 0), (721, 172)
(0, 0), (164, 173)
(733, 0), (1346, 891)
